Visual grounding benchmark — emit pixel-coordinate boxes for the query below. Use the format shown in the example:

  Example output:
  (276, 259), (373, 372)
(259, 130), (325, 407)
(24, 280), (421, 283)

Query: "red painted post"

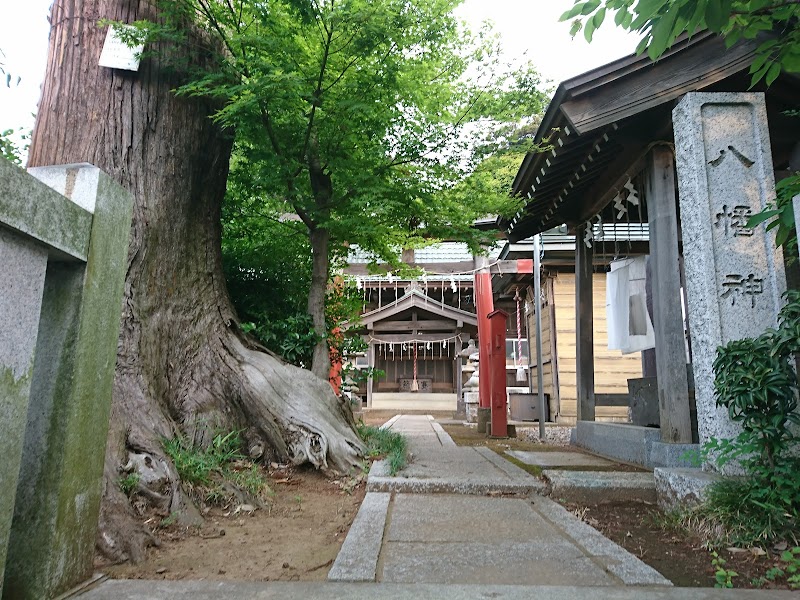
(487, 309), (509, 437)
(474, 258), (494, 408)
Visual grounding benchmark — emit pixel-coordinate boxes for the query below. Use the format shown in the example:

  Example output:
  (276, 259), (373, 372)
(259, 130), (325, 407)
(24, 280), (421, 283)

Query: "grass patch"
(118, 472), (140, 496)
(162, 430), (271, 505)
(357, 423), (408, 475)
(685, 478), (800, 547)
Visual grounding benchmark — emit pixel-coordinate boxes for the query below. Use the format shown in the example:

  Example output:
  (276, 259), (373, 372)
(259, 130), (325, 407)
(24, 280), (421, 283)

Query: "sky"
(0, 0), (640, 141)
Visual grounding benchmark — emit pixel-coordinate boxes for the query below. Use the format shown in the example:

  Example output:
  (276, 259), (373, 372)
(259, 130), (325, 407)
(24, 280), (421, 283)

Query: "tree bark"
(29, 0), (363, 563)
(308, 227), (331, 379)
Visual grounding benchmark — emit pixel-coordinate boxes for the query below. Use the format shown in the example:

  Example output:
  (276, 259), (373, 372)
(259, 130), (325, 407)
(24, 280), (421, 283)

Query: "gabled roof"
(360, 288), (478, 329)
(504, 32), (800, 241)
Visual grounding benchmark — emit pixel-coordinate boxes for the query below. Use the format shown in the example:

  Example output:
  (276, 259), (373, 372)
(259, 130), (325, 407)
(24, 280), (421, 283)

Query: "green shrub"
(357, 423), (408, 475)
(698, 291), (800, 545)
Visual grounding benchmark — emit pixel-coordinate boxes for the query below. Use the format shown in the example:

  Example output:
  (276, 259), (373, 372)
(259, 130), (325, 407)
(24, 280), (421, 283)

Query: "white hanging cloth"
(606, 257), (655, 354)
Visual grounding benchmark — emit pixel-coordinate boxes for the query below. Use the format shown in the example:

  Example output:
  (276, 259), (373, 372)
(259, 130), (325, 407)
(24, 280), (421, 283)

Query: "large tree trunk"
(29, 0), (364, 564)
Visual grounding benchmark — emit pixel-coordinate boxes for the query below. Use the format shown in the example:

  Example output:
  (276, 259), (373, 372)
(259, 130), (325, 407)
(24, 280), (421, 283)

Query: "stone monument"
(673, 92), (786, 446)
(0, 160), (132, 598)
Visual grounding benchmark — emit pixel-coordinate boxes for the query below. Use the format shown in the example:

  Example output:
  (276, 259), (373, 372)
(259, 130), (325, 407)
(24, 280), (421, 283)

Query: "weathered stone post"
(0, 160), (132, 598)
(673, 92), (786, 447)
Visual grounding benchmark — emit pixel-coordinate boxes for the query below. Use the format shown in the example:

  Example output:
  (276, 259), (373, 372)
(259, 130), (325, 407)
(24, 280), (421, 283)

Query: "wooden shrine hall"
(357, 282), (478, 411)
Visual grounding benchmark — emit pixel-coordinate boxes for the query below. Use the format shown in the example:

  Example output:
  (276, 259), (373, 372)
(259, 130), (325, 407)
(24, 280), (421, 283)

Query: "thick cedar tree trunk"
(29, 0), (364, 563)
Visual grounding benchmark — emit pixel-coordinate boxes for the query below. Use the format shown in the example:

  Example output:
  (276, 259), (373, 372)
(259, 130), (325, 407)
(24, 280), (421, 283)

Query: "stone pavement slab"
(77, 580), (799, 599)
(385, 494), (562, 543)
(379, 541), (617, 585)
(507, 449), (615, 468)
(545, 470), (657, 504)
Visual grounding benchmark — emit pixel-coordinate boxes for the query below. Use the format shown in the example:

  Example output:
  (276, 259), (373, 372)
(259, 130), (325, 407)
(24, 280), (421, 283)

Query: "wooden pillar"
(474, 255), (494, 408)
(575, 222), (595, 421)
(366, 341), (374, 408)
(646, 145), (692, 443)
(488, 309), (509, 437)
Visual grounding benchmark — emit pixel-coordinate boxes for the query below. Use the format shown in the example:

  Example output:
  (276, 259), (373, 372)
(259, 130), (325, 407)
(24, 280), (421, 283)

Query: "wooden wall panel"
(552, 271), (642, 422)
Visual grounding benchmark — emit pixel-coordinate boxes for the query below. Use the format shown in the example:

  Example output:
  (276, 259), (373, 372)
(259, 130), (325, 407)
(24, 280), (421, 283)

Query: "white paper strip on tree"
(98, 26), (144, 72)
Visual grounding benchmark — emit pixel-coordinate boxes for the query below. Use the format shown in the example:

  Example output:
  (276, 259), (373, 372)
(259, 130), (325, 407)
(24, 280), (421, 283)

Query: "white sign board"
(98, 26), (144, 72)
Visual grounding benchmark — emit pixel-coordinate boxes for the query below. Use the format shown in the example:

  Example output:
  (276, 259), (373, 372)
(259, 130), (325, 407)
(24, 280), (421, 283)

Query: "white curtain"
(606, 257), (655, 354)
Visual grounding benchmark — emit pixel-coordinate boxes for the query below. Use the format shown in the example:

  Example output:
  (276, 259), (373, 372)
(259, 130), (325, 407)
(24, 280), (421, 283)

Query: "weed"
(710, 551), (738, 588)
(647, 508), (685, 532)
(118, 472), (140, 496)
(159, 513), (177, 528)
(230, 463), (272, 500)
(163, 430), (243, 486)
(780, 547), (800, 589)
(356, 423), (408, 475)
(162, 429), (270, 505)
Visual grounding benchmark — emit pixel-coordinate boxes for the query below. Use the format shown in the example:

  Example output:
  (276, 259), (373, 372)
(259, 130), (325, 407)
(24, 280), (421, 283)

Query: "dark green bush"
(700, 290), (800, 544)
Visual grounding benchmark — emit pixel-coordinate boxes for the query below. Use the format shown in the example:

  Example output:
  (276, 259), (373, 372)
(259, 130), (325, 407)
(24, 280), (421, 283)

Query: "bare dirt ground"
(99, 466), (366, 582)
(564, 501), (796, 590)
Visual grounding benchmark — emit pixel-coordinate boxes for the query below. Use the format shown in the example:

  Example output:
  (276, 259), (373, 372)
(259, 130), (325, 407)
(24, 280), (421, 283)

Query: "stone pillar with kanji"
(673, 92), (786, 446)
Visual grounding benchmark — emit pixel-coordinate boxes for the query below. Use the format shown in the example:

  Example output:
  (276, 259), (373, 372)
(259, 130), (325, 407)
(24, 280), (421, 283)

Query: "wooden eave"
(504, 32), (773, 242)
(360, 289), (478, 329)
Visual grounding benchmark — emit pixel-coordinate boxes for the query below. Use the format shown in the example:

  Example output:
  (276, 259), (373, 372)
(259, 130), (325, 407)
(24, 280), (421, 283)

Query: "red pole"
(488, 309), (509, 437)
(474, 257), (494, 408)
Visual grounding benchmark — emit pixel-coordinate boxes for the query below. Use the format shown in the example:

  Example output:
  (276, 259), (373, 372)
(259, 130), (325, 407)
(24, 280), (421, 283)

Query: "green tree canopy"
(133, 0), (548, 376)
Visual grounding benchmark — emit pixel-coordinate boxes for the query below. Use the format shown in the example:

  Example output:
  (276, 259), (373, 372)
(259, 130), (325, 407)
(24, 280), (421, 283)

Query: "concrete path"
(329, 415), (669, 587)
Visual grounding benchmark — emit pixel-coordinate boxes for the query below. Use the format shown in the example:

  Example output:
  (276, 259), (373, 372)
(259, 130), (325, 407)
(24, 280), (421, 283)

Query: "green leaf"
(705, 0), (726, 32)
(559, 2), (587, 22)
(593, 7), (607, 29)
(584, 16), (597, 42)
(747, 208), (780, 227)
(765, 62), (781, 86)
(581, 0), (602, 16)
(635, 35), (650, 55)
(648, 9), (679, 60)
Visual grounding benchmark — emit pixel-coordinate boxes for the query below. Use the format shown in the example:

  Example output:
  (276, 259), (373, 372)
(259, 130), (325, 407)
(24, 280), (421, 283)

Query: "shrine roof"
(504, 32), (800, 242)
(359, 286), (478, 330)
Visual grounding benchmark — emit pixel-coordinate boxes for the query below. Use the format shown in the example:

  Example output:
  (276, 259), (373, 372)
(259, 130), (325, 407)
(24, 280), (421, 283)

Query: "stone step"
(544, 470), (657, 504)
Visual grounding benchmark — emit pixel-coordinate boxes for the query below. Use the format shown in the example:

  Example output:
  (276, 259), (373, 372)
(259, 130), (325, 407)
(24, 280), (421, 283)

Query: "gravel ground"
(516, 426), (573, 446)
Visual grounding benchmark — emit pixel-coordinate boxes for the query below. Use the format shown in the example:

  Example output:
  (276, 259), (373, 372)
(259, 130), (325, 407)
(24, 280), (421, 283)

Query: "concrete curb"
(380, 415), (401, 430)
(328, 492), (390, 582)
(78, 580), (799, 598)
(367, 477), (545, 495)
(533, 497), (671, 586)
(431, 422), (457, 447)
(544, 470), (657, 504)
